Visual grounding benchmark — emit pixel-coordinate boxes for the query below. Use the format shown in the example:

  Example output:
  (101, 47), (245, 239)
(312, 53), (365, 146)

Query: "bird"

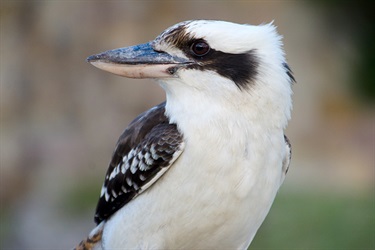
(75, 20), (294, 250)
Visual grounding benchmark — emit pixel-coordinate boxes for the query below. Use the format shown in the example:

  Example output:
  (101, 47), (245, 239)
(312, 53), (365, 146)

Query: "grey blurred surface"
(1, 1), (374, 249)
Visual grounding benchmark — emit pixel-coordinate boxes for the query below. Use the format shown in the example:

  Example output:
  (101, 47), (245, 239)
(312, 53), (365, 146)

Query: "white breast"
(102, 94), (286, 249)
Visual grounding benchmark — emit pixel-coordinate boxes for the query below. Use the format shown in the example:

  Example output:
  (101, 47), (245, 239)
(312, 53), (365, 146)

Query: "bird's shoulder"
(94, 102), (185, 224)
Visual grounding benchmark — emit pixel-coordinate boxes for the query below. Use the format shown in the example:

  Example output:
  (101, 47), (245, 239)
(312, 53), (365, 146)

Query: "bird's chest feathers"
(175, 114), (283, 200)
(158, 113), (285, 247)
(164, 94), (285, 212)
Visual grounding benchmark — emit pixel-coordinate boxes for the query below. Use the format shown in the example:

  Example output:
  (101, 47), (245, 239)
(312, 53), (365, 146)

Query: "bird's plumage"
(95, 102), (184, 223)
(75, 20), (294, 250)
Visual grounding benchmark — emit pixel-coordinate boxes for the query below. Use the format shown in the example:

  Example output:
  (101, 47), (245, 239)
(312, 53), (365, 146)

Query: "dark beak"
(87, 42), (191, 78)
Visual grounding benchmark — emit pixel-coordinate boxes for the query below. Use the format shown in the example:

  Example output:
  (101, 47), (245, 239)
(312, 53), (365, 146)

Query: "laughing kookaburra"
(75, 20), (294, 250)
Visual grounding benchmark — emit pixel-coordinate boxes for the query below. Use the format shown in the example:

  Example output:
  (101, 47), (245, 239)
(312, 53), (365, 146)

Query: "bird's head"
(88, 20), (294, 127)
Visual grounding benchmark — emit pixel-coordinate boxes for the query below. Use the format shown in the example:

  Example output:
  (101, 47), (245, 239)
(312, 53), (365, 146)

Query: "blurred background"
(1, 1), (374, 249)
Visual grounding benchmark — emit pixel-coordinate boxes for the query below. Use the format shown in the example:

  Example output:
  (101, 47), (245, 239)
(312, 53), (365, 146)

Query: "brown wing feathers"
(94, 102), (184, 224)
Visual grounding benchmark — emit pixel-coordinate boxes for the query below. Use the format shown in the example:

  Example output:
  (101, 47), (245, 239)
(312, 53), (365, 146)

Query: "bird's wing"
(94, 102), (184, 224)
(282, 135), (292, 175)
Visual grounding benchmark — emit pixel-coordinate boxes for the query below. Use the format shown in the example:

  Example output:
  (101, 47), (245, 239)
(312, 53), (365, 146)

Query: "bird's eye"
(190, 41), (210, 57)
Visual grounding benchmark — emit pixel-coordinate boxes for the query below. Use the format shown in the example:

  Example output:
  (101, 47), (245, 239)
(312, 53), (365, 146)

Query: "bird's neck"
(162, 81), (291, 139)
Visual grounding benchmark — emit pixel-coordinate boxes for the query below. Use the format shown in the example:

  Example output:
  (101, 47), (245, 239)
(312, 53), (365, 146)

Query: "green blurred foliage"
(251, 189), (375, 249)
(310, 0), (375, 104)
(60, 180), (102, 217)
